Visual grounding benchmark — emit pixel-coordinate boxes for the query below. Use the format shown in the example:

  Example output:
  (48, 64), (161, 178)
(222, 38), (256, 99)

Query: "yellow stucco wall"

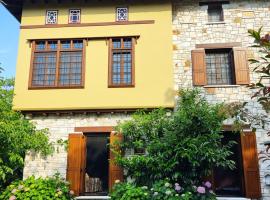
(13, 1), (174, 111)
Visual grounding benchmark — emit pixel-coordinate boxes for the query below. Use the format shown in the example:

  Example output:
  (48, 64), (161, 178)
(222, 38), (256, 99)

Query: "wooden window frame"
(69, 9), (81, 24)
(108, 37), (135, 88)
(28, 39), (86, 89)
(193, 43), (250, 86)
(45, 10), (58, 25)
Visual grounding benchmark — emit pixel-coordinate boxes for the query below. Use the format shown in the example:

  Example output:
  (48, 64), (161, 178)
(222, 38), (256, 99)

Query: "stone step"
(76, 196), (111, 200)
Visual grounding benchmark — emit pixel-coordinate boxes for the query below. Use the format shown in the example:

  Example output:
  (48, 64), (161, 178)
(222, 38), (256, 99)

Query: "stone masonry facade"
(23, 0), (270, 199)
(23, 114), (131, 179)
(172, 0), (270, 199)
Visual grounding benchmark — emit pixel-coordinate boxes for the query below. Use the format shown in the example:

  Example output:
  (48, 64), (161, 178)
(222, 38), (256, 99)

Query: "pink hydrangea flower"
(204, 181), (212, 189)
(197, 186), (206, 194)
(9, 196), (16, 200)
(175, 184), (182, 192)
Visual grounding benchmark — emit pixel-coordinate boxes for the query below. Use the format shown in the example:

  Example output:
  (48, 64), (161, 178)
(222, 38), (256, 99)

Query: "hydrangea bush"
(0, 174), (75, 200)
(111, 179), (216, 200)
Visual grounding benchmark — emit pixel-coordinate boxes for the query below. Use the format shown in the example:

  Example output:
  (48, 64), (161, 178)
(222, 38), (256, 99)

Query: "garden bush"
(0, 71), (54, 190)
(111, 89), (235, 199)
(111, 179), (216, 200)
(0, 174), (75, 200)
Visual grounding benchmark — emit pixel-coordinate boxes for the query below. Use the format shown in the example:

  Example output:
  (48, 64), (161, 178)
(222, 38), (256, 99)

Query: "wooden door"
(241, 132), (261, 198)
(109, 131), (124, 190)
(66, 134), (86, 196)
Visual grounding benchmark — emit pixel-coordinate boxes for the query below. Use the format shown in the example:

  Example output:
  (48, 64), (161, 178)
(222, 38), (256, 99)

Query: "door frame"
(74, 126), (114, 195)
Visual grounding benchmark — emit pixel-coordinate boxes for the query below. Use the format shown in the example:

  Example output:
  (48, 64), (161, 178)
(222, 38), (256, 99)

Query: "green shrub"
(110, 182), (149, 200)
(110, 179), (216, 200)
(0, 174), (75, 200)
(114, 89), (235, 187)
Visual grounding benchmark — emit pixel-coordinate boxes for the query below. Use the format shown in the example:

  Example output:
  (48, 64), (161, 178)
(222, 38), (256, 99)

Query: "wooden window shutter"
(109, 131), (124, 191)
(66, 134), (86, 196)
(192, 49), (207, 86)
(233, 47), (250, 85)
(241, 132), (261, 198)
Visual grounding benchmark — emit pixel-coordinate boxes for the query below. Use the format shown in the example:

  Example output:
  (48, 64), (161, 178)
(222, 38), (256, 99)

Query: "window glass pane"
(208, 4), (223, 22)
(61, 40), (71, 49)
(36, 41), (46, 50)
(123, 38), (132, 48)
(112, 39), (121, 49)
(73, 40), (83, 49)
(48, 41), (57, 50)
(59, 52), (82, 86)
(206, 49), (233, 85)
(32, 52), (56, 86)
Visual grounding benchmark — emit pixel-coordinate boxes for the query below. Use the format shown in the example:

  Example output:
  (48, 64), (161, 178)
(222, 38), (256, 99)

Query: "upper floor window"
(30, 39), (85, 89)
(108, 37), (135, 87)
(116, 7), (128, 21)
(69, 9), (81, 24)
(208, 3), (224, 22)
(46, 10), (58, 24)
(205, 49), (233, 85)
(192, 45), (250, 86)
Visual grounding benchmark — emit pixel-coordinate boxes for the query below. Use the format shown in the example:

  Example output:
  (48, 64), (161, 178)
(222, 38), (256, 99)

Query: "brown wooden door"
(109, 131), (124, 191)
(67, 134), (86, 196)
(241, 132), (261, 198)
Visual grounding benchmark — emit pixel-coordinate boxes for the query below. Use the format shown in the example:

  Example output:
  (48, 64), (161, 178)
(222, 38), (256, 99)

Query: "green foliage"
(114, 89), (235, 188)
(248, 28), (270, 112)
(0, 69), (54, 190)
(0, 174), (75, 200)
(111, 179), (216, 200)
(110, 182), (149, 200)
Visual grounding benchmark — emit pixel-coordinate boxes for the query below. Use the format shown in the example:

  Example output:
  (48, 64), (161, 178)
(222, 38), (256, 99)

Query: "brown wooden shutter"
(233, 47), (250, 85)
(192, 49), (207, 86)
(109, 131), (124, 190)
(241, 132), (261, 198)
(67, 134), (86, 196)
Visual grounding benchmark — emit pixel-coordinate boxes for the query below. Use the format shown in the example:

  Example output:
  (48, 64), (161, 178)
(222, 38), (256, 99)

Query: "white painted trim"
(76, 196), (111, 200)
(217, 197), (250, 200)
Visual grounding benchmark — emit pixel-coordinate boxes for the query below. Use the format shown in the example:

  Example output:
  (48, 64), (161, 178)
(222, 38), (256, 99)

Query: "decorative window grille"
(208, 3), (224, 22)
(69, 9), (81, 24)
(46, 10), (58, 24)
(116, 7), (128, 21)
(205, 49), (234, 85)
(109, 38), (134, 87)
(30, 40), (85, 88)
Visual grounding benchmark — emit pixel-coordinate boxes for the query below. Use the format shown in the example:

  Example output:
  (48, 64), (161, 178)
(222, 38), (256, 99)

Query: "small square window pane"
(61, 40), (71, 49)
(73, 40), (83, 49)
(113, 39), (121, 48)
(36, 41), (46, 50)
(123, 38), (132, 48)
(48, 41), (57, 50)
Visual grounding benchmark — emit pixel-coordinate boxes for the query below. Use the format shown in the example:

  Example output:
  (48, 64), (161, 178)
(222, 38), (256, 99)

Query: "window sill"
(108, 85), (135, 88)
(217, 197), (250, 200)
(203, 85), (240, 88)
(28, 85), (84, 90)
(206, 21), (226, 25)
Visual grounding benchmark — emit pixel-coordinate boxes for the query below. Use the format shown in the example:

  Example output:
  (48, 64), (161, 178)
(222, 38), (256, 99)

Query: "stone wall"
(23, 113), (131, 179)
(172, 0), (270, 199)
